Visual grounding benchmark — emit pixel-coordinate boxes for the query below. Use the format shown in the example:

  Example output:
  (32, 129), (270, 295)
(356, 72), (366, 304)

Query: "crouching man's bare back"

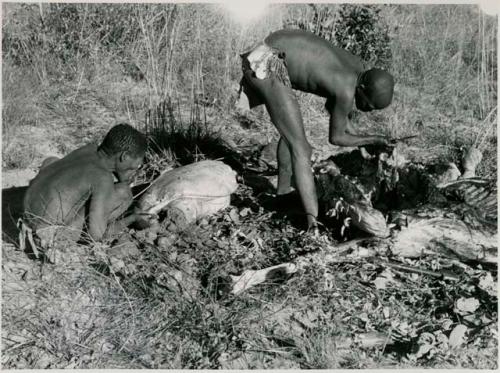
(239, 29), (395, 232)
(22, 123), (152, 254)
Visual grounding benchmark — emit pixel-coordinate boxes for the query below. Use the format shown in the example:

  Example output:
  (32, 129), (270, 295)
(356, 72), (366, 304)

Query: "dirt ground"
(2, 112), (498, 368)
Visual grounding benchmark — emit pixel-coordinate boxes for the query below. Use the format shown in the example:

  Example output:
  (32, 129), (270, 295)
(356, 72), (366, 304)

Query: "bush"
(284, 4), (392, 69)
(334, 5), (392, 69)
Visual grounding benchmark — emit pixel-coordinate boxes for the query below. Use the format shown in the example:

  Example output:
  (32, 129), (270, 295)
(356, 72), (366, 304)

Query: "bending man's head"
(99, 123), (147, 182)
(355, 68), (394, 112)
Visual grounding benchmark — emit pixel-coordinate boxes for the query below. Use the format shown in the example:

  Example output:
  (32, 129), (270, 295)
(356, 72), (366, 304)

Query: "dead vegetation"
(2, 3), (498, 369)
(3, 168), (497, 368)
(3, 114), (498, 368)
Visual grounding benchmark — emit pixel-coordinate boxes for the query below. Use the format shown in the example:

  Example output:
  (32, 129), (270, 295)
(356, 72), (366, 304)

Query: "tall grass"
(1, 4), (498, 370)
(137, 98), (245, 191)
(135, 4), (179, 106)
(3, 4), (496, 114)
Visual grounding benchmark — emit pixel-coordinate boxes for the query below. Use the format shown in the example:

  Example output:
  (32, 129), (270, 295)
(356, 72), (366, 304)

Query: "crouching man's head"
(355, 68), (394, 112)
(98, 123), (147, 183)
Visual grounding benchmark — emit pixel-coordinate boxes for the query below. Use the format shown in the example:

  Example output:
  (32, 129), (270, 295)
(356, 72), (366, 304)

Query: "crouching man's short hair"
(99, 123), (147, 157)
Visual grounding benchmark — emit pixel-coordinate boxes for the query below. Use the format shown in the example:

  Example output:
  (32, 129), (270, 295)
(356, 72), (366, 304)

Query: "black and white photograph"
(1, 1), (498, 369)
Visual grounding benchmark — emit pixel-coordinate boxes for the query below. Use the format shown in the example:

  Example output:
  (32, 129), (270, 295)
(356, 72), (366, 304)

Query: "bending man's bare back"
(239, 29), (395, 232)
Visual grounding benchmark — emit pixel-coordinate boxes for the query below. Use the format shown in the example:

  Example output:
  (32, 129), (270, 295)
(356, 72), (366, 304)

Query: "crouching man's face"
(116, 151), (144, 183)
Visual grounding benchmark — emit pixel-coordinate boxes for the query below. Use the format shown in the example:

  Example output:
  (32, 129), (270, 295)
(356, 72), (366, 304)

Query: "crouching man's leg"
(40, 156), (60, 170)
(20, 212), (87, 264)
(28, 183), (133, 257)
(79, 182), (136, 243)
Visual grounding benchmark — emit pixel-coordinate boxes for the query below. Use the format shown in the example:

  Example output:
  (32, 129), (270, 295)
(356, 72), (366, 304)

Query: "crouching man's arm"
(88, 175), (116, 241)
(89, 177), (155, 241)
(327, 96), (390, 147)
(104, 214), (137, 238)
(105, 211), (157, 238)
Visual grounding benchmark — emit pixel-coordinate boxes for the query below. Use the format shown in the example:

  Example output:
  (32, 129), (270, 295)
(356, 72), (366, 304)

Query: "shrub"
(284, 4), (392, 69)
(334, 5), (392, 69)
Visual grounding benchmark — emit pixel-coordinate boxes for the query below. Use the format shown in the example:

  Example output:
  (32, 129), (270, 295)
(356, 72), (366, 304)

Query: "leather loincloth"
(18, 216), (81, 260)
(236, 42), (291, 111)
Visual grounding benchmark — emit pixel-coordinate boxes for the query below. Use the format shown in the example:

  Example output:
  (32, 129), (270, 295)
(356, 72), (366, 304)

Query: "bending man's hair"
(358, 68), (395, 110)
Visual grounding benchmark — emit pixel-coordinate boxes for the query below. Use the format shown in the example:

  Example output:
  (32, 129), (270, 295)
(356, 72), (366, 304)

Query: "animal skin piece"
(138, 160), (238, 224)
(229, 263), (298, 295)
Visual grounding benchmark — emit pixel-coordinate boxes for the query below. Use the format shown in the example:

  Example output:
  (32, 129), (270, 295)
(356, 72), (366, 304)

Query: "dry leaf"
(373, 269), (395, 290)
(414, 343), (433, 359)
(239, 207), (251, 217)
(229, 208), (240, 224)
(441, 319), (454, 331)
(478, 272), (497, 298)
(455, 297), (480, 315)
(449, 324), (468, 348)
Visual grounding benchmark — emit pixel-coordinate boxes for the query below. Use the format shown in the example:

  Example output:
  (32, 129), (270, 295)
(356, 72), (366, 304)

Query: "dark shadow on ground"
(323, 148), (434, 212)
(261, 193), (308, 230)
(2, 186), (27, 244)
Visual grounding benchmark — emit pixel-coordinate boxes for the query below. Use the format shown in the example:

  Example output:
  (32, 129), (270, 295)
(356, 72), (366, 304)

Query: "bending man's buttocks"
(239, 29), (395, 233)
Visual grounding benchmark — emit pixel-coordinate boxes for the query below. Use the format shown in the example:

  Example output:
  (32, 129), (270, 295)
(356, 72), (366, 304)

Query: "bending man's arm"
(327, 97), (388, 147)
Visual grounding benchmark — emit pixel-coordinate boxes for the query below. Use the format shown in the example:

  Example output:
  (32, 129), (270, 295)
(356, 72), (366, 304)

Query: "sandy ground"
(2, 168), (36, 189)
(2, 168), (36, 247)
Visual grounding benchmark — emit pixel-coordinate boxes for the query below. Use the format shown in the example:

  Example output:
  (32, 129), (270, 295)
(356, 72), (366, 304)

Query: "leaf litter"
(2, 142), (498, 369)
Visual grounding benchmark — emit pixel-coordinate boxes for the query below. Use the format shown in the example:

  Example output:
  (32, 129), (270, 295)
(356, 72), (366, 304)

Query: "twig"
(3, 340), (35, 353)
(370, 257), (460, 281)
(111, 272), (136, 353)
(476, 106), (497, 149)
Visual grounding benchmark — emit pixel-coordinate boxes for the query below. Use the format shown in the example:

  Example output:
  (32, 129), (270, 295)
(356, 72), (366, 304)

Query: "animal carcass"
(138, 160), (238, 227)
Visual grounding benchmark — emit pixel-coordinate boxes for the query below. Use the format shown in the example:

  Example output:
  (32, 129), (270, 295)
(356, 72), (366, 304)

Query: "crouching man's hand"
(133, 210), (159, 229)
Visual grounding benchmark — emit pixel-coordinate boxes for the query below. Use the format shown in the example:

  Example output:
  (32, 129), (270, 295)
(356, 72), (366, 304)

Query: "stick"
(371, 258), (460, 281)
(392, 134), (418, 143)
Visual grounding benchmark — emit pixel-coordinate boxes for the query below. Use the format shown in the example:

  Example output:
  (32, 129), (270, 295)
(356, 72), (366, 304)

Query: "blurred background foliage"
(2, 3), (497, 174)
(3, 3), (496, 110)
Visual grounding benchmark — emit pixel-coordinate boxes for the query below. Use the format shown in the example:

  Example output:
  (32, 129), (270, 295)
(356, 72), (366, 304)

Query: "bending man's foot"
(307, 214), (320, 238)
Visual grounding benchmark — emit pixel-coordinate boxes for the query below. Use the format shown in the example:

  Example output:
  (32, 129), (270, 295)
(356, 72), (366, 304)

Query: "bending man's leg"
(54, 182), (134, 245)
(277, 137), (294, 195)
(85, 182), (134, 240)
(243, 73), (318, 229)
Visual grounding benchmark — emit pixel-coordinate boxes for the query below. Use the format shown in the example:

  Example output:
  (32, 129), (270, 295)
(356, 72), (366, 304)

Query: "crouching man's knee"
(40, 156), (60, 171)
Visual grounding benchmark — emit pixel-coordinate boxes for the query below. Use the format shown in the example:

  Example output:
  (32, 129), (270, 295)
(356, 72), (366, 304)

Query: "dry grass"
(3, 191), (497, 368)
(2, 3), (497, 370)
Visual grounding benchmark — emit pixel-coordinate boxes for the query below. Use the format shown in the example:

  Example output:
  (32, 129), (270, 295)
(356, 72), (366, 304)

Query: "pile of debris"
(224, 143), (497, 295)
(101, 142), (495, 297)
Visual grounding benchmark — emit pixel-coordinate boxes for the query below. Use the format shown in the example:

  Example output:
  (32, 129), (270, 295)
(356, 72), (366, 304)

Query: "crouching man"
(20, 123), (153, 260)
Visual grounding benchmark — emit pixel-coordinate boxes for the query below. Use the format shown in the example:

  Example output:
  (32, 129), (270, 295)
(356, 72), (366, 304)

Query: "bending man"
(238, 29), (395, 233)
